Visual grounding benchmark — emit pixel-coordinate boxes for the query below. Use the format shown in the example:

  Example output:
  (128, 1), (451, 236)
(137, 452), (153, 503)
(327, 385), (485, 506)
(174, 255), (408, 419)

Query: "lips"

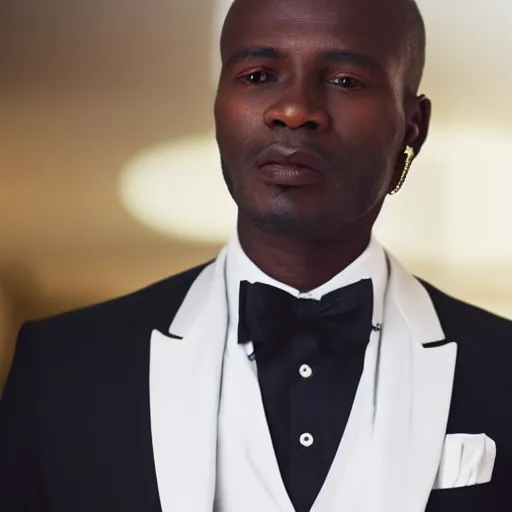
(255, 145), (325, 187)
(255, 145), (325, 174)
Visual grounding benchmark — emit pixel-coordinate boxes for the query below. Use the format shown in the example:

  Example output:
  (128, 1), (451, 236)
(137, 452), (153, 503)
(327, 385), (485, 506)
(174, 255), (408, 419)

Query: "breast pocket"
(426, 482), (498, 512)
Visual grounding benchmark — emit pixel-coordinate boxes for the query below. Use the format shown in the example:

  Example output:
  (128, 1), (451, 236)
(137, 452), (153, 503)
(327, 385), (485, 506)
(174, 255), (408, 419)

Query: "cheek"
(327, 99), (403, 199)
(330, 95), (403, 149)
(215, 94), (262, 145)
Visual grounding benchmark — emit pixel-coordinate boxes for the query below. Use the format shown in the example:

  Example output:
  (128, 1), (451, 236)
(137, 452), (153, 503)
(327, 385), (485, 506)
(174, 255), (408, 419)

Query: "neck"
(237, 218), (374, 292)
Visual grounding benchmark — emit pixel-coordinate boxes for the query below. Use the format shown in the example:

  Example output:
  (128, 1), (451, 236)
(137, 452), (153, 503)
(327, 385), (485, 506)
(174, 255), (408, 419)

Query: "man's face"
(215, 0), (428, 241)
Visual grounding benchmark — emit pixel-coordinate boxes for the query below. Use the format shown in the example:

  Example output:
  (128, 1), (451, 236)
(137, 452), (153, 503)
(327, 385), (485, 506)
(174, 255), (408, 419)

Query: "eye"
(330, 76), (365, 90)
(240, 70), (275, 85)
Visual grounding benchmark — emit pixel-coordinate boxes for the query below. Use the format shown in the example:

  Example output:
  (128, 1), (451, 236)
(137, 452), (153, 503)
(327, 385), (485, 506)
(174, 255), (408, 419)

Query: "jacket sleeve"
(0, 323), (46, 511)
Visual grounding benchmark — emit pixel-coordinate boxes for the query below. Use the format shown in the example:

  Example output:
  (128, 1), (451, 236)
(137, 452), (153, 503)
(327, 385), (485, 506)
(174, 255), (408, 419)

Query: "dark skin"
(215, 0), (431, 292)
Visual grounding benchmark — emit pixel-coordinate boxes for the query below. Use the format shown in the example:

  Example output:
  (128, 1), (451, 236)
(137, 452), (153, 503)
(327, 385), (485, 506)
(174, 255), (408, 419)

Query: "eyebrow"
(323, 50), (382, 73)
(226, 46), (284, 66)
(225, 46), (382, 74)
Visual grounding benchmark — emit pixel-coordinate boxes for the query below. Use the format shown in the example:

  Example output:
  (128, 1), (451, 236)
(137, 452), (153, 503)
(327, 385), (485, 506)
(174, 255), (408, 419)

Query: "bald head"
(397, 0), (426, 91)
(222, 0), (426, 93)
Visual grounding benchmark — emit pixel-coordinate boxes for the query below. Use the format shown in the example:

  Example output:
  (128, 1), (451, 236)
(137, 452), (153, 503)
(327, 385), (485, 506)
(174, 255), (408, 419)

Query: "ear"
(405, 94), (432, 155)
(389, 95), (431, 193)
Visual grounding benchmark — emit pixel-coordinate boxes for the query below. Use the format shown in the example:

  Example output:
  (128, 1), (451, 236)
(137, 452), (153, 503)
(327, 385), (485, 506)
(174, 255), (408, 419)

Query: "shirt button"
(300, 433), (314, 448)
(299, 364), (313, 379)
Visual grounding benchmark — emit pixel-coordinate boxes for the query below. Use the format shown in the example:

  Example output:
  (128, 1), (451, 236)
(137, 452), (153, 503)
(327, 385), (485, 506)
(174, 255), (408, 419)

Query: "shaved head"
(396, 0), (426, 91)
(222, 0), (427, 93)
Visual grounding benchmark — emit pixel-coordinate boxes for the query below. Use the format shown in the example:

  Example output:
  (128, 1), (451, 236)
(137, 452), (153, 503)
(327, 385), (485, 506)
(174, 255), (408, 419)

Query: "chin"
(238, 184), (359, 240)
(243, 204), (334, 242)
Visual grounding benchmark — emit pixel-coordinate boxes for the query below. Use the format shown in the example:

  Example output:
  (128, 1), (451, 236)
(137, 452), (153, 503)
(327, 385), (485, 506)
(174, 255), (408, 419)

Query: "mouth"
(255, 145), (325, 187)
(257, 163), (321, 187)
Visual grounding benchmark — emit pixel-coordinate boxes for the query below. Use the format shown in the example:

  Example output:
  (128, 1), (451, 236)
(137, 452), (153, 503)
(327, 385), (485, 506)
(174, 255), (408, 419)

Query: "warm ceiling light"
(119, 132), (236, 244)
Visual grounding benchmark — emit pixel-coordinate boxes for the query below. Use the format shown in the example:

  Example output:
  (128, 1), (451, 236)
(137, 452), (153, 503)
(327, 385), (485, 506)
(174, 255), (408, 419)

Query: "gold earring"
(389, 145), (415, 195)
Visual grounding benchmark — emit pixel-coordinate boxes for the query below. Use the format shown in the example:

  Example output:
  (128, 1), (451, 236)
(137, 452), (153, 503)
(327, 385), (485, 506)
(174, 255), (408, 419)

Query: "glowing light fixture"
(120, 132), (235, 244)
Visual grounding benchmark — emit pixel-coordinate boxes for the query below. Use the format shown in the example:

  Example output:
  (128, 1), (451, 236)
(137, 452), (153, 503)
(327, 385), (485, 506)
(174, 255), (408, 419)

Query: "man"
(1, 0), (511, 510)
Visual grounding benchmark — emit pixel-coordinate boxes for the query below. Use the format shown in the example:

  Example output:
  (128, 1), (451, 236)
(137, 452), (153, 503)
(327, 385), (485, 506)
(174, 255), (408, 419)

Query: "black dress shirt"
(256, 336), (368, 512)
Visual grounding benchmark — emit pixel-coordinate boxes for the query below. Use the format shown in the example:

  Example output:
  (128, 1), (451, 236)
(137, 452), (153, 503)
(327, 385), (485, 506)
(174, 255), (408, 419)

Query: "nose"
(263, 82), (331, 132)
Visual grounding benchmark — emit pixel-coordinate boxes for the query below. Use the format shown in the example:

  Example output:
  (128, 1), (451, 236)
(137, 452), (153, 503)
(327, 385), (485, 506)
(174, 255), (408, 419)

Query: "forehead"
(221, 0), (404, 64)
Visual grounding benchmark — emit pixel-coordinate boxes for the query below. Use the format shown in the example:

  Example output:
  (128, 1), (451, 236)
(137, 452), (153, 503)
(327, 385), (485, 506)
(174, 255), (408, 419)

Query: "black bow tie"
(238, 279), (374, 359)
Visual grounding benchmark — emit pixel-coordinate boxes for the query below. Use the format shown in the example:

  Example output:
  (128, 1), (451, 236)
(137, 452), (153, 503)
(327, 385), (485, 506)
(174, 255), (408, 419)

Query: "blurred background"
(0, 0), (511, 392)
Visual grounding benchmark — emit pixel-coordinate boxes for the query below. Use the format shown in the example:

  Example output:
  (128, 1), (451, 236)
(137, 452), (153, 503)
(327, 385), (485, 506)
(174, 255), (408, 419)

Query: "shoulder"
(421, 279), (512, 378)
(20, 261), (211, 347)
(421, 281), (512, 435)
(421, 279), (512, 341)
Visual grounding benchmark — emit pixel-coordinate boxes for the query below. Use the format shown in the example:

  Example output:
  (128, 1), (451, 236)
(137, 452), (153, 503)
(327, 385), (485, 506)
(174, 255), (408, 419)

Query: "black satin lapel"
(423, 340), (452, 349)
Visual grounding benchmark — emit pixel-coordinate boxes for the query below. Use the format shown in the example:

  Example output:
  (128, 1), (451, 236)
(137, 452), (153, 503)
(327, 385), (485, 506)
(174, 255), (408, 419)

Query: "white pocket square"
(433, 433), (496, 490)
